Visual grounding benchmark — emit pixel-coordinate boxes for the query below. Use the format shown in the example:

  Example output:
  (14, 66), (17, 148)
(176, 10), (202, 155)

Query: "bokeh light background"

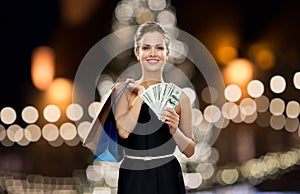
(0, 0), (300, 193)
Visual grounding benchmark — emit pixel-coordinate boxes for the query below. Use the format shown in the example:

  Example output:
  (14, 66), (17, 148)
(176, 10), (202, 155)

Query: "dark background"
(0, 0), (300, 191)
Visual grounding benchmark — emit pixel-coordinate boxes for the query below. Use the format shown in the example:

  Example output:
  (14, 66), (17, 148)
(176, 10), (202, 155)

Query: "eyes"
(141, 45), (165, 51)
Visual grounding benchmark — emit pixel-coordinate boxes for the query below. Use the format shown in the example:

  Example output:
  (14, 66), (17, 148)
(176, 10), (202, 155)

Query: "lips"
(146, 58), (160, 64)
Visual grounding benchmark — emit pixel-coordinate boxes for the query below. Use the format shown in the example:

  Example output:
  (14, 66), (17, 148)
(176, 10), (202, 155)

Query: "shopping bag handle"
(111, 81), (130, 112)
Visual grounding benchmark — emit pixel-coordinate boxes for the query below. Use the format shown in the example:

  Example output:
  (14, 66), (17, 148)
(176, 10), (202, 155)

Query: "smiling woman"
(111, 22), (195, 194)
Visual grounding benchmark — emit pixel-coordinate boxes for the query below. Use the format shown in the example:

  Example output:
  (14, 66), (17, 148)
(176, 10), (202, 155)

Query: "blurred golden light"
(0, 107), (17, 125)
(269, 98), (285, 116)
(93, 187), (111, 193)
(221, 169), (239, 185)
(66, 103), (83, 121)
(222, 102), (239, 119)
(209, 147), (220, 163)
(31, 46), (55, 90)
(88, 101), (102, 118)
(1, 137), (14, 147)
(184, 173), (202, 189)
(65, 136), (80, 147)
(157, 10), (177, 26)
(256, 112), (271, 128)
(203, 105), (221, 123)
(0, 125), (5, 141)
(43, 104), (61, 123)
(286, 101), (300, 118)
(97, 79), (114, 98)
(195, 120), (211, 136)
(7, 124), (23, 142)
(279, 153), (294, 170)
(47, 78), (73, 104)
(60, 0), (101, 26)
(17, 135), (30, 146)
(115, 3), (134, 22)
(148, 0), (166, 11)
(135, 9), (154, 24)
(247, 80), (264, 98)
(86, 165), (103, 182)
(77, 121), (91, 140)
(216, 45), (238, 64)
(197, 144), (212, 162)
(263, 155), (279, 175)
(214, 115), (230, 129)
(285, 118), (299, 133)
(293, 72), (300, 89)
(59, 122), (77, 141)
(231, 112), (246, 123)
(183, 87), (196, 105)
(223, 58), (254, 87)
(239, 98), (257, 116)
(224, 84), (242, 102)
(270, 115), (286, 130)
(169, 40), (188, 63)
(48, 136), (64, 147)
(208, 28), (239, 65)
(42, 124), (59, 142)
(24, 124), (41, 142)
(105, 169), (119, 188)
(248, 44), (275, 70)
(249, 160), (266, 178)
(196, 163), (215, 180)
(270, 75), (286, 94)
(201, 87), (218, 104)
(243, 112), (258, 124)
(254, 95), (269, 113)
(21, 106), (39, 124)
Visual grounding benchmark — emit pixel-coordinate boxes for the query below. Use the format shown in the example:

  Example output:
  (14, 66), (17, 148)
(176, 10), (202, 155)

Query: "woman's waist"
(124, 148), (175, 157)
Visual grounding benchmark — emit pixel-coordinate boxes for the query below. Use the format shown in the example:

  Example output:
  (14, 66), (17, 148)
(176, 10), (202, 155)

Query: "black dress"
(118, 103), (186, 194)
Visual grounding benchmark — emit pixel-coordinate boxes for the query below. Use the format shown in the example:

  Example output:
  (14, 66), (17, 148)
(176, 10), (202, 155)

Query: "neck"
(140, 71), (164, 83)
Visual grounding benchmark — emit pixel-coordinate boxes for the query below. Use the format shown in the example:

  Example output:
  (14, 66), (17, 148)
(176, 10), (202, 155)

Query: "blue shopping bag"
(83, 82), (129, 162)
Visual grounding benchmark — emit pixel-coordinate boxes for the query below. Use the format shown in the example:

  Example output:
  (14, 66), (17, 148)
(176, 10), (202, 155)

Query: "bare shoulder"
(176, 90), (191, 114)
(180, 92), (191, 105)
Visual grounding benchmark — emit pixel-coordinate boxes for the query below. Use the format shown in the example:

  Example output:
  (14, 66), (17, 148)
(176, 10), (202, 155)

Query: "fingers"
(126, 78), (135, 83)
(160, 108), (180, 128)
(125, 79), (145, 95)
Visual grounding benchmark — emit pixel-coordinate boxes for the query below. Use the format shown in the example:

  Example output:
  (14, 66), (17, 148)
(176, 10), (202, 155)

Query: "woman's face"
(135, 31), (169, 72)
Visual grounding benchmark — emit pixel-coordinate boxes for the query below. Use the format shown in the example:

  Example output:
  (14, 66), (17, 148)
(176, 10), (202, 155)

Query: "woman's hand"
(126, 78), (145, 96)
(160, 107), (180, 135)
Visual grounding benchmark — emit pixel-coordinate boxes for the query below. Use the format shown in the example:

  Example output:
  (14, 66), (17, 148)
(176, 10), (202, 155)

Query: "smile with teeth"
(146, 58), (160, 64)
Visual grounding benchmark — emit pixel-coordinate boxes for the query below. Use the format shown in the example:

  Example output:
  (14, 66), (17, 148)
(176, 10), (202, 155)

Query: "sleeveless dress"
(117, 103), (186, 194)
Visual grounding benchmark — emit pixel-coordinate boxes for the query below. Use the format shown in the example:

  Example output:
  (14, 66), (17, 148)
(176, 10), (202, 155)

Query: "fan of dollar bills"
(140, 82), (183, 121)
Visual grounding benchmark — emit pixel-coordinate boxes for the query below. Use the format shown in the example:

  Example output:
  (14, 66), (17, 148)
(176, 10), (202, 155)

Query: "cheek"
(159, 52), (167, 58)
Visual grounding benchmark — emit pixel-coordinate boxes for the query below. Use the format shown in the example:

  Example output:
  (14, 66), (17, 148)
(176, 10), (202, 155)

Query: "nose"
(150, 47), (156, 56)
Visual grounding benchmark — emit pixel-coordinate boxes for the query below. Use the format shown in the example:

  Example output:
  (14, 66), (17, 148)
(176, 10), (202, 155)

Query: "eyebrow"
(141, 44), (165, 46)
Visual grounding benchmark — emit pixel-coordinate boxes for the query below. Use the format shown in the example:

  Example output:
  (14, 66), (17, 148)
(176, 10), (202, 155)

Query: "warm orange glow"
(216, 45), (238, 64)
(31, 46), (55, 90)
(248, 44), (275, 70)
(60, 0), (101, 26)
(223, 58), (254, 87)
(46, 78), (73, 105)
(204, 28), (239, 65)
(255, 49), (275, 70)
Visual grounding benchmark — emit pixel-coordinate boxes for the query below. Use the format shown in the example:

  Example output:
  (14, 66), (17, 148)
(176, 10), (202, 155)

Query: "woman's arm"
(113, 81), (145, 139)
(161, 93), (195, 157)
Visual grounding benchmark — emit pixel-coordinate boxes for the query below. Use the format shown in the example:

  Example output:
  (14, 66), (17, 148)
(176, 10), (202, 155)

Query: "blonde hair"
(134, 22), (170, 51)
